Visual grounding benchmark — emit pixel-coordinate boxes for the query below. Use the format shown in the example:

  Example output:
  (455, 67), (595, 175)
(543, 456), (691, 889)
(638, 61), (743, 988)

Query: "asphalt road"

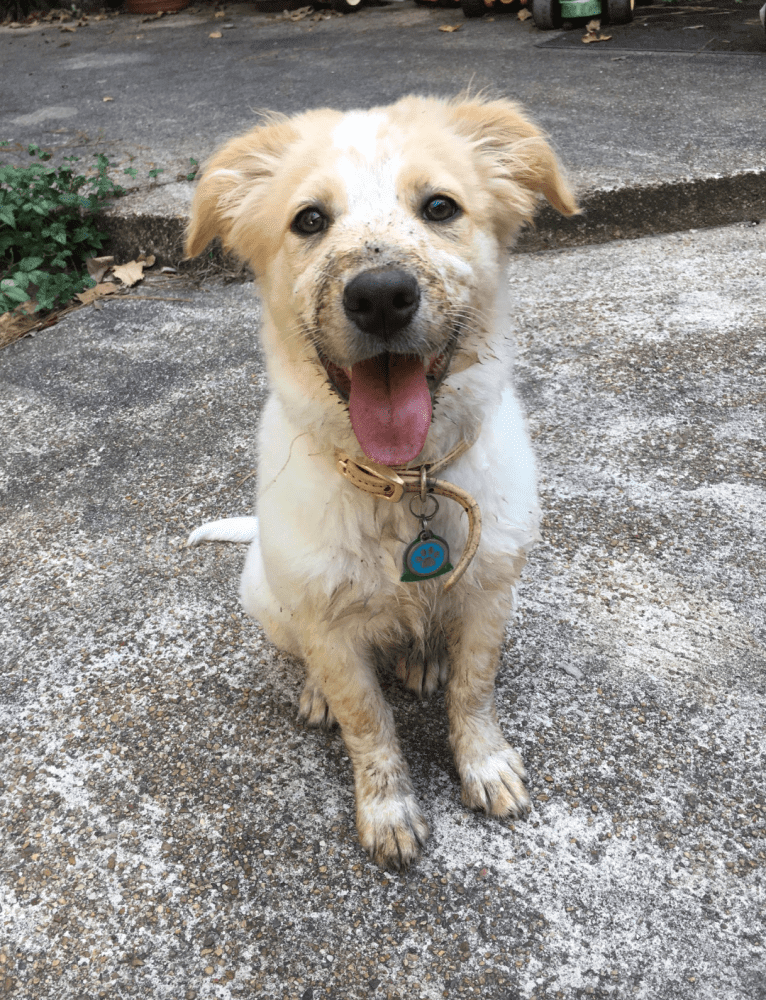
(2, 3), (764, 193)
(1, 222), (765, 1000)
(3, 4), (764, 264)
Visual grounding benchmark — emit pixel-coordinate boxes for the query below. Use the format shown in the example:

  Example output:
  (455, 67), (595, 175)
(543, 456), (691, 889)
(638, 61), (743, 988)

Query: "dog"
(186, 95), (577, 869)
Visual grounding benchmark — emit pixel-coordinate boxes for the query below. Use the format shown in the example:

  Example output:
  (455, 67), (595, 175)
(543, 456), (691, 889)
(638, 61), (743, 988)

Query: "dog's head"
(187, 96), (578, 465)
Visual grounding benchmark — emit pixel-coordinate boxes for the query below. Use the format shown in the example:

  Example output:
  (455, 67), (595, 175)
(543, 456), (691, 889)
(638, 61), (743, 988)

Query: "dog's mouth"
(318, 342), (456, 466)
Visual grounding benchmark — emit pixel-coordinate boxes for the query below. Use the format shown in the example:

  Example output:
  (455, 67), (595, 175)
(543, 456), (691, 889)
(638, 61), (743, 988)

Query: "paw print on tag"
(401, 533), (453, 582)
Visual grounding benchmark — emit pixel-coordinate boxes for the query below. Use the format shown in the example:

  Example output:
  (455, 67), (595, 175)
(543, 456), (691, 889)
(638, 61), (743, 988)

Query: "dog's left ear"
(448, 98), (579, 238)
(185, 116), (299, 266)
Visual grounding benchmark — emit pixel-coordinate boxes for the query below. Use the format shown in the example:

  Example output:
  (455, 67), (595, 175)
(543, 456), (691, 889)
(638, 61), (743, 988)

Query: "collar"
(335, 434), (481, 592)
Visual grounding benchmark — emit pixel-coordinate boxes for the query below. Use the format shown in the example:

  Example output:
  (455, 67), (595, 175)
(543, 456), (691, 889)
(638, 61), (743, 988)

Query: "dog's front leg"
(304, 631), (429, 869)
(446, 597), (531, 819)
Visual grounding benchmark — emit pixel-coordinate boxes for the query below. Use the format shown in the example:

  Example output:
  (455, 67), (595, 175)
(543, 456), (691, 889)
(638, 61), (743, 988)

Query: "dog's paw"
(298, 678), (336, 729)
(457, 740), (531, 819)
(357, 793), (429, 871)
(395, 650), (448, 697)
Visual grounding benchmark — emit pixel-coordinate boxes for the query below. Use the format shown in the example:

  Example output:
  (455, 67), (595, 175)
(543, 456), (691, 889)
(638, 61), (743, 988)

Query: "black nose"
(343, 268), (420, 339)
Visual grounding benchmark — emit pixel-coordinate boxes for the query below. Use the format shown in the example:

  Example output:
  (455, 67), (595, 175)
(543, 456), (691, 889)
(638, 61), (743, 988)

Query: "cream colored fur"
(186, 95), (578, 869)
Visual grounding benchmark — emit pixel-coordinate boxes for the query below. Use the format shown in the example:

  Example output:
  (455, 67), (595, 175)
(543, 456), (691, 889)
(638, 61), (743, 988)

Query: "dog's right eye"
(292, 207), (328, 236)
(422, 195), (460, 223)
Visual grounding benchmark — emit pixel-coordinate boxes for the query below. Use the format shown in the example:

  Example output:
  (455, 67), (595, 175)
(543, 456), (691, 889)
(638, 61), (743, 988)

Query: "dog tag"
(401, 529), (453, 583)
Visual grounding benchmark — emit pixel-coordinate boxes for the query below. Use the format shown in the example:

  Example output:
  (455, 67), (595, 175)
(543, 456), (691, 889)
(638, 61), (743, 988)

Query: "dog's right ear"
(185, 117), (298, 264)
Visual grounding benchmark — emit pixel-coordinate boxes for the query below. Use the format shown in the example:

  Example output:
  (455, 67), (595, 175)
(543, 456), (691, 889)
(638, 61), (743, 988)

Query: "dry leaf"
(75, 283), (119, 306)
(582, 19), (611, 42)
(60, 24), (77, 32)
(0, 310), (37, 349)
(103, 96), (114, 103)
(1, 298), (35, 320)
(215, 9), (226, 15)
(86, 255), (115, 283)
(0, 299), (63, 349)
(209, 30), (222, 38)
(112, 260), (145, 287)
(137, 253), (156, 268)
(518, 8), (532, 18)
(439, 23), (462, 31)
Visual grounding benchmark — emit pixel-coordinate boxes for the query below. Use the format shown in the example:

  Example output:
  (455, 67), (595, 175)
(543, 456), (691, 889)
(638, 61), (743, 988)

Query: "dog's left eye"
(423, 195), (460, 223)
(292, 207), (329, 236)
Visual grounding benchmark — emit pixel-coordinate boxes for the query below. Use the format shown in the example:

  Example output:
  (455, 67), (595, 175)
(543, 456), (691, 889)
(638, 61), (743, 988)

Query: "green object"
(0, 146), (124, 315)
(560, 0), (601, 15)
(401, 561), (453, 584)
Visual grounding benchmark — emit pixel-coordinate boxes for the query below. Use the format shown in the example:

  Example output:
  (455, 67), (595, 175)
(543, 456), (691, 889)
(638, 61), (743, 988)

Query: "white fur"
(186, 96), (577, 868)
(233, 384), (538, 622)
(331, 110), (386, 161)
(187, 517), (259, 547)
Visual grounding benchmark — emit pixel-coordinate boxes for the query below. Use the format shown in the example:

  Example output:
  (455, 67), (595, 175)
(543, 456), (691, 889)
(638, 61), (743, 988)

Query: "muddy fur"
(186, 94), (578, 869)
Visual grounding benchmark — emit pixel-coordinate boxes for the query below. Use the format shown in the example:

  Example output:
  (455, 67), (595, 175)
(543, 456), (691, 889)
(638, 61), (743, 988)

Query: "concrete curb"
(100, 169), (766, 270)
(523, 169), (766, 251)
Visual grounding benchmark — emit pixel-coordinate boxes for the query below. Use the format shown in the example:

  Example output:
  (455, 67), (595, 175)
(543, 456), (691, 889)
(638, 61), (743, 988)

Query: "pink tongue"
(348, 354), (432, 465)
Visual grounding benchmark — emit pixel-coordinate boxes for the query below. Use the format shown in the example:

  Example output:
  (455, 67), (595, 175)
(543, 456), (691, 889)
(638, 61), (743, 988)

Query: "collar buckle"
(335, 451), (406, 503)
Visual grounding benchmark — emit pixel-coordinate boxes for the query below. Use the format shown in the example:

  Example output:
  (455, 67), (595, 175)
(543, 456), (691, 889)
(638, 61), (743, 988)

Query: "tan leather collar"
(335, 435), (481, 592)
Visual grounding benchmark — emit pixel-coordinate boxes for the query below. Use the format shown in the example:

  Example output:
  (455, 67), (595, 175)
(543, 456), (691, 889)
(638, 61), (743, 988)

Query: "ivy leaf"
(17, 256), (45, 272)
(1, 282), (31, 304)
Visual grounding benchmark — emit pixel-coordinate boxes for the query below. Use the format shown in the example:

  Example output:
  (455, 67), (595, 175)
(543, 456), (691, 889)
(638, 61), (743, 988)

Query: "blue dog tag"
(401, 530), (453, 583)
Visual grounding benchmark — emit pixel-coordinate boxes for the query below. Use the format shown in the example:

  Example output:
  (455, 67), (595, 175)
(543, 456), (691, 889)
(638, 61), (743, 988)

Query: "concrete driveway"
(1, 3), (765, 997)
(1, 220), (765, 999)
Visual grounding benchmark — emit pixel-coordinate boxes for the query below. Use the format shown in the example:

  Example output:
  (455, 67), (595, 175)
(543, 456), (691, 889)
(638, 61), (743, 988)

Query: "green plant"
(0, 145), (124, 315)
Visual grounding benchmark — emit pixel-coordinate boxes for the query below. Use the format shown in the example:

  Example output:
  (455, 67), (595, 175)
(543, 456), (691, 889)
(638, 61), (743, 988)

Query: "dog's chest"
(256, 387), (538, 609)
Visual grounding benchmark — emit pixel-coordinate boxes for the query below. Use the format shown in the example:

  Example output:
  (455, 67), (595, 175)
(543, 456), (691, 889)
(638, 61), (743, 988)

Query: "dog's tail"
(187, 517), (259, 547)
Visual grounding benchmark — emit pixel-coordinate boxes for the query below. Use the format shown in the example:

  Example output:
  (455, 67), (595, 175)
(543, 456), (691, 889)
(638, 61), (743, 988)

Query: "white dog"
(186, 95), (577, 869)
